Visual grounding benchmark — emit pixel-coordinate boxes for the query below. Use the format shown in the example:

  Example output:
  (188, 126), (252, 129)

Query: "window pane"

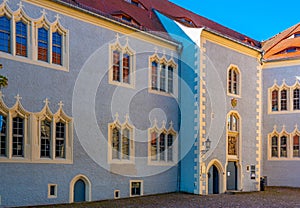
(168, 66), (173, 93)
(151, 132), (157, 161)
(16, 21), (27, 57)
(228, 69), (232, 93)
(159, 133), (165, 161)
(0, 114), (7, 157)
(38, 28), (48, 62)
(160, 64), (166, 92)
(122, 128), (130, 159)
(272, 90), (278, 111)
(293, 89), (300, 110)
(151, 61), (158, 90)
(228, 136), (237, 155)
(0, 16), (11, 53)
(167, 134), (173, 161)
(123, 54), (130, 84)
(280, 136), (287, 157)
(112, 127), (120, 159)
(52, 32), (62, 65)
(113, 51), (120, 81)
(280, 90), (287, 111)
(232, 70), (238, 94)
(293, 135), (300, 157)
(55, 122), (65, 158)
(271, 136), (278, 157)
(41, 120), (51, 158)
(12, 117), (24, 157)
(131, 182), (141, 196)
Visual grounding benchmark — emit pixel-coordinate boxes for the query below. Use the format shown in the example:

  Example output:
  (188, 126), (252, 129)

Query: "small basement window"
(114, 190), (120, 199)
(48, 184), (57, 198)
(130, 180), (143, 197)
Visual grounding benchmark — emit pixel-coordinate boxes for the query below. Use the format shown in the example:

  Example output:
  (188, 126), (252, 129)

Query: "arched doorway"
(70, 174), (91, 203)
(74, 179), (86, 202)
(208, 165), (219, 194)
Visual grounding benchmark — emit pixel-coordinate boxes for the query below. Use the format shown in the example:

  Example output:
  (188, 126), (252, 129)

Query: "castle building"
(0, 0), (299, 206)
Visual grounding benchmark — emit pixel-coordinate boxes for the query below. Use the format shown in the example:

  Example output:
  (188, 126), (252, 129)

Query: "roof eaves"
(51, 0), (180, 48)
(203, 27), (262, 52)
(263, 56), (300, 63)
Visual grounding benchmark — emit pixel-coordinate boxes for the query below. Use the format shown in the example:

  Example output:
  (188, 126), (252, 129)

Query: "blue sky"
(169, 0), (300, 41)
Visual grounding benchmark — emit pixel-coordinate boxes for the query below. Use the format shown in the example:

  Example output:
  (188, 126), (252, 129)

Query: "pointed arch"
(69, 174), (91, 203)
(206, 159), (225, 194)
(227, 64), (241, 96)
(108, 113), (135, 163)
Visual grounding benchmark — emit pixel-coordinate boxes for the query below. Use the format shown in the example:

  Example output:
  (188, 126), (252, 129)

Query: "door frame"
(70, 174), (91, 203)
(206, 159), (225, 194)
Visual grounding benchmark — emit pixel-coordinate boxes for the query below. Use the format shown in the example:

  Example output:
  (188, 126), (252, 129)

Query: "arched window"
(228, 66), (240, 95)
(41, 120), (51, 158)
(12, 116), (24, 157)
(280, 135), (287, 157)
(271, 135), (278, 157)
(112, 126), (120, 159)
(159, 133), (165, 160)
(0, 15), (11, 53)
(150, 131), (157, 161)
(16, 21), (27, 57)
(167, 134), (173, 161)
(227, 112), (239, 156)
(168, 66), (174, 93)
(151, 61), (158, 90)
(293, 88), (300, 110)
(52, 32), (62, 65)
(0, 114), (7, 157)
(38, 27), (49, 62)
(122, 128), (130, 159)
(271, 89), (279, 111)
(160, 64), (166, 92)
(293, 134), (300, 157)
(280, 89), (288, 111)
(55, 121), (65, 158)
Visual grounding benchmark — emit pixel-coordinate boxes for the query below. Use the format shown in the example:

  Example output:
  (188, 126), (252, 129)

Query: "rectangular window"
(114, 190), (120, 199)
(280, 90), (287, 111)
(160, 64), (166, 92)
(293, 89), (300, 110)
(168, 66), (173, 93)
(232, 71), (238, 94)
(123, 54), (130, 84)
(113, 51), (120, 82)
(16, 21), (27, 57)
(55, 122), (65, 158)
(0, 115), (7, 157)
(38, 28), (49, 62)
(41, 120), (51, 158)
(271, 136), (278, 157)
(228, 136), (237, 155)
(159, 133), (165, 161)
(52, 32), (62, 65)
(271, 90), (278, 111)
(167, 134), (173, 161)
(0, 16), (11, 53)
(293, 135), (300, 157)
(131, 181), (142, 196)
(151, 132), (157, 161)
(12, 117), (24, 157)
(48, 184), (57, 198)
(280, 136), (287, 157)
(151, 61), (158, 90)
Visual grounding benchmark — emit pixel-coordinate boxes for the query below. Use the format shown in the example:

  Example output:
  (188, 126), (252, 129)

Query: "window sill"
(227, 93), (241, 99)
(109, 80), (135, 89)
(0, 52), (69, 72)
(268, 110), (300, 115)
(268, 157), (300, 161)
(148, 160), (175, 166)
(108, 159), (135, 164)
(148, 89), (173, 97)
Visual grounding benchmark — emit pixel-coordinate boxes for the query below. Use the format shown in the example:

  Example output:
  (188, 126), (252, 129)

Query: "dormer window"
(176, 17), (195, 27)
(295, 33), (300, 38)
(277, 47), (300, 54)
(124, 0), (146, 9)
(112, 13), (139, 26)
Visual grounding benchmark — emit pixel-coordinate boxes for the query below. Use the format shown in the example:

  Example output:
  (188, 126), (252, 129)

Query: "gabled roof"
(58, 0), (261, 48)
(262, 23), (300, 61)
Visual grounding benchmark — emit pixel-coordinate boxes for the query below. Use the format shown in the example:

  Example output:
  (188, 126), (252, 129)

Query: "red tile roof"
(57, 0), (261, 48)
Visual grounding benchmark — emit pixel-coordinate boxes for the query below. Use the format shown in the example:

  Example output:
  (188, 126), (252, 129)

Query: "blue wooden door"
(74, 179), (86, 202)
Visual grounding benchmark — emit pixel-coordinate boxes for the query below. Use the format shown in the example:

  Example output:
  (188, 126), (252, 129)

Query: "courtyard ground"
(23, 187), (300, 208)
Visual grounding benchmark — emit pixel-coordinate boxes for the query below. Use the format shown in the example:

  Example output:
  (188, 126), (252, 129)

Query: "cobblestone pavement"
(27, 187), (300, 208)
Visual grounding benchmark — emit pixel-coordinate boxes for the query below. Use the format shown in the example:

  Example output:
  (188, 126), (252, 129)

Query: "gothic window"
(228, 66), (240, 96)
(280, 89), (288, 111)
(280, 136), (287, 157)
(52, 32), (62, 65)
(159, 133), (165, 161)
(41, 120), (51, 158)
(271, 135), (278, 157)
(293, 88), (300, 110)
(151, 61), (158, 90)
(150, 131), (158, 161)
(293, 134), (300, 157)
(167, 134), (173, 161)
(160, 64), (166, 92)
(168, 66), (174, 93)
(55, 122), (65, 158)
(0, 114), (7, 157)
(16, 21), (27, 57)
(227, 112), (239, 156)
(12, 117), (24, 157)
(271, 89), (279, 111)
(38, 27), (49, 62)
(0, 15), (11, 53)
